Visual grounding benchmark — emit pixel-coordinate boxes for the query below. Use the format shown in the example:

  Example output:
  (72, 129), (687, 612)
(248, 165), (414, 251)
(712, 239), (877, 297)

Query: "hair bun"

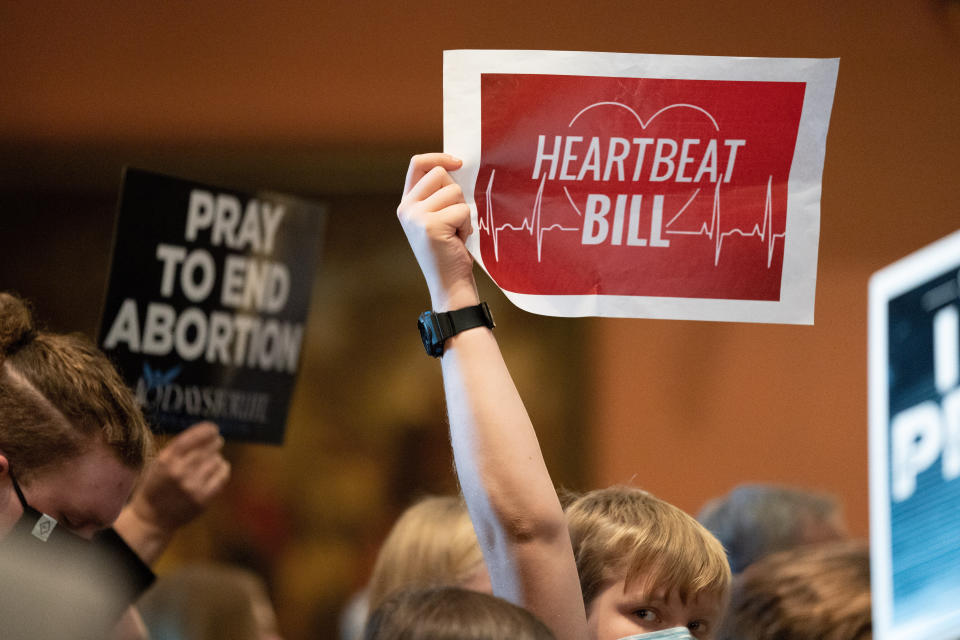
(0, 292), (38, 356)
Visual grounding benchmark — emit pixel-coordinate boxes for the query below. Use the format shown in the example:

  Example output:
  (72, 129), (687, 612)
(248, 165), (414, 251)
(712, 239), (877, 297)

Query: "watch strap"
(437, 303), (494, 338)
(419, 302), (495, 357)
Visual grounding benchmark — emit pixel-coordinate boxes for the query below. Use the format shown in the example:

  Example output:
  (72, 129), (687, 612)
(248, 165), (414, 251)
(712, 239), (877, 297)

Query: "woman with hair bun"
(0, 291), (153, 538)
(0, 291), (156, 638)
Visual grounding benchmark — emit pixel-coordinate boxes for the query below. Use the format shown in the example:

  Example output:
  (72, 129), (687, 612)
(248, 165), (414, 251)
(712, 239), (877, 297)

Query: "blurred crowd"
(0, 153), (875, 640)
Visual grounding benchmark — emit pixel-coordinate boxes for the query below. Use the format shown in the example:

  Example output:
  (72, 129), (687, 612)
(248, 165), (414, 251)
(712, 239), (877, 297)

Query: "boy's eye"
(634, 608), (660, 622)
(688, 620), (709, 636)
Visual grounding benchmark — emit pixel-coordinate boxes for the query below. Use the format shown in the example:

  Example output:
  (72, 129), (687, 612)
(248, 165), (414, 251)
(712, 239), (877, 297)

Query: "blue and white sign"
(869, 229), (960, 640)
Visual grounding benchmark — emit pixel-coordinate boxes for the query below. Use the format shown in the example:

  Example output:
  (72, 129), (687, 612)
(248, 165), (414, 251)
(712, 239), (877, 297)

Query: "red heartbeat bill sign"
(443, 50), (839, 324)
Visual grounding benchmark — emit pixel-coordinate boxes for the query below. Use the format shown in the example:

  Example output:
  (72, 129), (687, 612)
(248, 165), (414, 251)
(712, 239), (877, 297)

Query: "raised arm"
(397, 154), (588, 640)
(114, 421), (230, 565)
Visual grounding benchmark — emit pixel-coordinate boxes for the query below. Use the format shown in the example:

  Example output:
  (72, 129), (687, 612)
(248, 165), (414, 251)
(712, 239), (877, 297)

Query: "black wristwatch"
(418, 302), (495, 357)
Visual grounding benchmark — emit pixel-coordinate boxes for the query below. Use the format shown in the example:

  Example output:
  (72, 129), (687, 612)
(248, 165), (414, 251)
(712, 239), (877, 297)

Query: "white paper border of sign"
(868, 229), (960, 640)
(443, 49), (839, 324)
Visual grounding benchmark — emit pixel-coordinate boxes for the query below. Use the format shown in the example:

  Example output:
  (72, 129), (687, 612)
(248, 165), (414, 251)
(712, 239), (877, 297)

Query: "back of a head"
(697, 484), (844, 573)
(0, 292), (152, 476)
(364, 586), (556, 640)
(367, 495), (485, 613)
(719, 539), (872, 640)
(138, 563), (278, 640)
(564, 485), (731, 608)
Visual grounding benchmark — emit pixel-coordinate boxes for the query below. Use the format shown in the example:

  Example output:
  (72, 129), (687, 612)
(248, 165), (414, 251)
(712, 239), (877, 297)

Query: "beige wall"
(591, 260), (875, 535)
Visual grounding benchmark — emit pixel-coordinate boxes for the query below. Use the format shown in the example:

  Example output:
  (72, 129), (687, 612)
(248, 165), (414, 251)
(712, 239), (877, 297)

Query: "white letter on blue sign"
(943, 388), (960, 482)
(934, 305), (959, 393)
(892, 402), (942, 502)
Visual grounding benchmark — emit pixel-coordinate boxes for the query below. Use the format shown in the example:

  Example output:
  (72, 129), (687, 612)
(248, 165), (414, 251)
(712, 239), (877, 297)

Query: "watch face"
(418, 312), (443, 357)
(417, 315), (431, 344)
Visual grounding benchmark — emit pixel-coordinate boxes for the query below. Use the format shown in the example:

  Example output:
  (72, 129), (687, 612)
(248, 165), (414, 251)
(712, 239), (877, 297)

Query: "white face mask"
(618, 628), (695, 640)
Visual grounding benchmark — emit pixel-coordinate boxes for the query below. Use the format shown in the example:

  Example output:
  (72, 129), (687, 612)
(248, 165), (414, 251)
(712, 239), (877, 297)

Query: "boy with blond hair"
(396, 153), (730, 640)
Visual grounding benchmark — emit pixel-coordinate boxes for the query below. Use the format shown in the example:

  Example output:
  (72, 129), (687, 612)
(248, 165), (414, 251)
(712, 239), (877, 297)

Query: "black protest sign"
(99, 168), (325, 444)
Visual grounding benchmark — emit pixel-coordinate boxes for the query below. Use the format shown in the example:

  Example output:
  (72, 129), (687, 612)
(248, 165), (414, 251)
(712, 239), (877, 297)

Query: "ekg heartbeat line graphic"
(481, 171), (784, 267)
(480, 170), (580, 262)
(664, 175), (783, 267)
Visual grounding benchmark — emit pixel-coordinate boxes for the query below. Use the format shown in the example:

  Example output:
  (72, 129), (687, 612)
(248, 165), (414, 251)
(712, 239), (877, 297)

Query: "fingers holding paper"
(398, 153), (478, 312)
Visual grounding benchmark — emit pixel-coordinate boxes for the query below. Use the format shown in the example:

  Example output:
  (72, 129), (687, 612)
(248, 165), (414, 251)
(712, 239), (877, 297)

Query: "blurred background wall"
(1, 2), (958, 637)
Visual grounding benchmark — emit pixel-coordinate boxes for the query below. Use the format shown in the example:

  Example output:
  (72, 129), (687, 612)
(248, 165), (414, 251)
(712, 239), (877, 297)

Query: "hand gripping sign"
(444, 50), (839, 324)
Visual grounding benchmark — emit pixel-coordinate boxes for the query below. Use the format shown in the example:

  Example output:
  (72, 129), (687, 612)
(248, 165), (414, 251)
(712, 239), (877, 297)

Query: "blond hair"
(564, 486), (731, 608)
(367, 495), (485, 613)
(0, 292), (152, 477)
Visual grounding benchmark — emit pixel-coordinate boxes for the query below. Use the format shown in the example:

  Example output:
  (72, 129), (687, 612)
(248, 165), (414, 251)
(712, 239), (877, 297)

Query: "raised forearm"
(440, 322), (588, 640)
(399, 153), (588, 640)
